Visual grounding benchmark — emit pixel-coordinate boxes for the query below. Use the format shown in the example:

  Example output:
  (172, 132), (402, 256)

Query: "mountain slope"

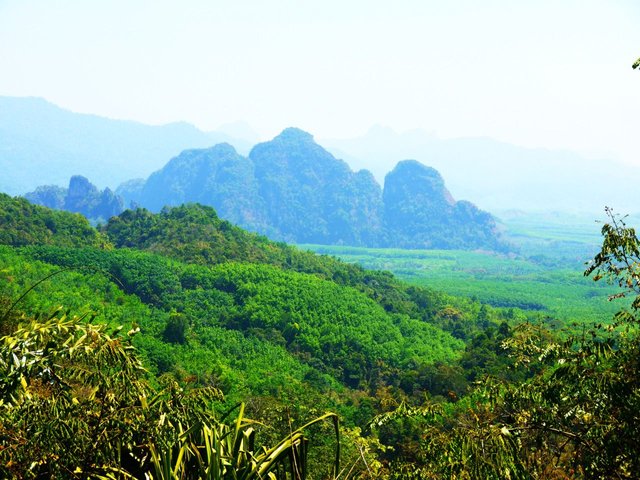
(0, 193), (104, 247)
(383, 160), (501, 249)
(0, 196), (485, 406)
(250, 128), (384, 244)
(120, 128), (503, 250)
(323, 126), (640, 214)
(0, 96), (252, 195)
(138, 143), (266, 230)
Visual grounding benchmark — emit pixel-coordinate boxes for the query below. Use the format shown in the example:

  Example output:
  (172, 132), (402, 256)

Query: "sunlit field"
(302, 244), (623, 326)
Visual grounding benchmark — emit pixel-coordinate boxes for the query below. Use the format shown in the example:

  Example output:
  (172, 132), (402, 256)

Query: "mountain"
(249, 128), (384, 244)
(322, 126), (640, 215)
(114, 128), (503, 250)
(7, 97), (503, 250)
(383, 160), (501, 250)
(0, 96), (253, 196)
(119, 128), (384, 244)
(25, 175), (124, 223)
(138, 142), (266, 231)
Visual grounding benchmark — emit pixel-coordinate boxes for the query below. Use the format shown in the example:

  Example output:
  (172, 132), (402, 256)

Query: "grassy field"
(299, 244), (624, 326)
(302, 212), (640, 326)
(496, 211), (604, 263)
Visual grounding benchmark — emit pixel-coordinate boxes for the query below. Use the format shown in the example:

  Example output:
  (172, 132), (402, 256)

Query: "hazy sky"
(1, 0), (639, 165)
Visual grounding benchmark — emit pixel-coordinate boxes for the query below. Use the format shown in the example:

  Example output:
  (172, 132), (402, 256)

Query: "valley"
(2, 191), (638, 477)
(303, 245), (621, 328)
(2, 1), (639, 475)
(2, 116), (638, 476)
(304, 208), (630, 327)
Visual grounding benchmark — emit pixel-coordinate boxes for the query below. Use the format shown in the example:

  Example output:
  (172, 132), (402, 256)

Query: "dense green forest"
(1, 194), (638, 478)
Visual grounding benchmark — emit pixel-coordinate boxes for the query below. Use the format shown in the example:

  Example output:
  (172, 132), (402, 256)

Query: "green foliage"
(164, 312), (189, 344)
(0, 308), (154, 477)
(0, 198), (475, 403)
(148, 403), (340, 480)
(15, 244), (463, 393)
(15, 194), (640, 477)
(203, 262), (463, 387)
(0, 193), (106, 248)
(585, 207), (640, 312)
(104, 204), (276, 265)
(306, 243), (625, 328)
(0, 307), (340, 479)
(0, 197), (518, 423)
(372, 209), (640, 478)
(0, 245), (324, 405)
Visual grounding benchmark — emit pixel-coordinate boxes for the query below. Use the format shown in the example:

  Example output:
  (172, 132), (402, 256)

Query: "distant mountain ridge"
(5, 96), (638, 215)
(27, 128), (506, 251)
(322, 126), (640, 214)
(25, 175), (123, 224)
(0, 96), (252, 195)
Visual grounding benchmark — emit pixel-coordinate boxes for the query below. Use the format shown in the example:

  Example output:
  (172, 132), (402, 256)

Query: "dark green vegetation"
(2, 194), (639, 478)
(0, 310), (341, 478)
(27, 128), (505, 250)
(368, 209), (640, 479)
(0, 195), (515, 475)
(0, 193), (105, 248)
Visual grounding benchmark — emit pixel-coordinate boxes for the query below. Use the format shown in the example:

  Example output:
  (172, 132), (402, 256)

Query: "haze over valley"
(4, 96), (639, 218)
(1, 1), (640, 477)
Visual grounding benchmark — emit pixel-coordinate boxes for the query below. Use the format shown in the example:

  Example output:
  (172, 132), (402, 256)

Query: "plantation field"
(497, 211), (604, 262)
(302, 245), (623, 325)
(303, 212), (640, 325)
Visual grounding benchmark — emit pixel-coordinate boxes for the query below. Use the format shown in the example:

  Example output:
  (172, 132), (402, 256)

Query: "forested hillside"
(0, 195), (517, 401)
(1, 194), (638, 478)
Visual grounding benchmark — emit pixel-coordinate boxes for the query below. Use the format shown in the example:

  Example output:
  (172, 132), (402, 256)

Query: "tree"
(163, 311), (189, 344)
(0, 306), (340, 479)
(372, 209), (640, 479)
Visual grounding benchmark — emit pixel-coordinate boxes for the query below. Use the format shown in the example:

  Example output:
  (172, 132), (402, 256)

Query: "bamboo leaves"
(0, 309), (340, 479)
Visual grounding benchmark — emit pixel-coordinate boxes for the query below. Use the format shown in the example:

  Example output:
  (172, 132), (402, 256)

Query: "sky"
(1, 0), (639, 166)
